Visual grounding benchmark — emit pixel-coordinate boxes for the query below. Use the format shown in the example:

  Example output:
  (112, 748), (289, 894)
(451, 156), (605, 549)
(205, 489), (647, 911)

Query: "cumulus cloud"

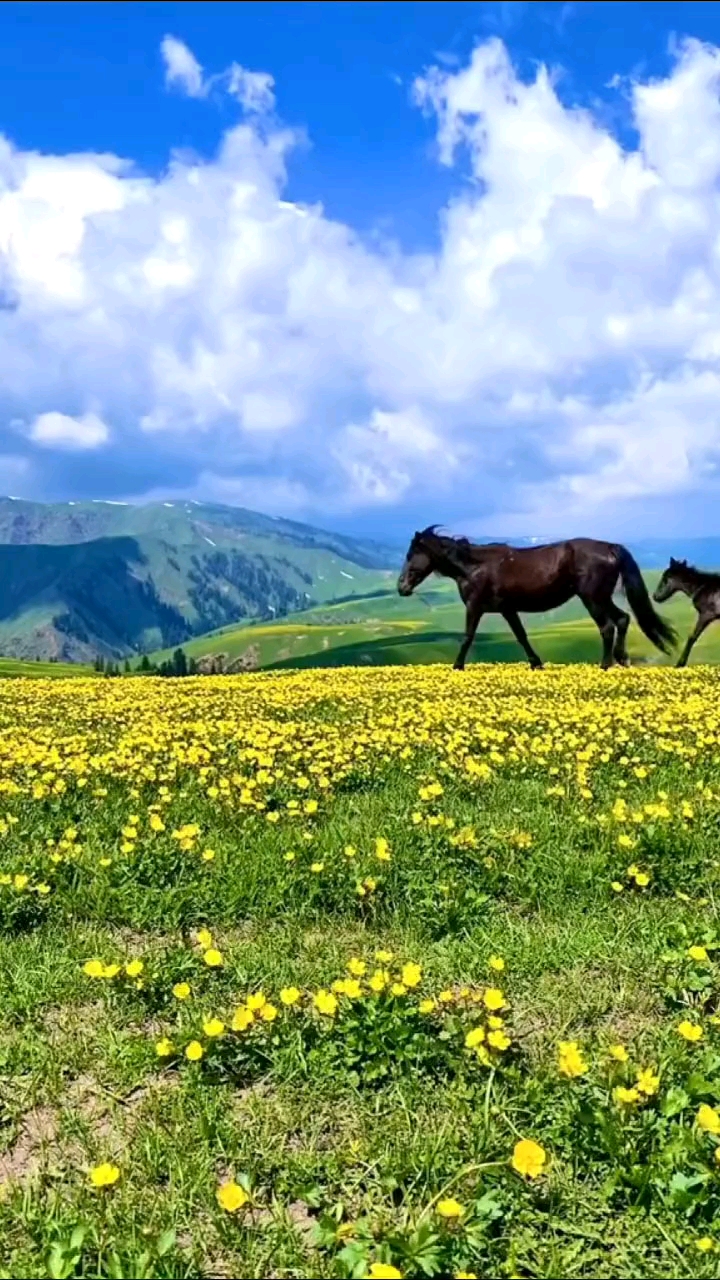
(29, 411), (110, 450)
(5, 34), (720, 531)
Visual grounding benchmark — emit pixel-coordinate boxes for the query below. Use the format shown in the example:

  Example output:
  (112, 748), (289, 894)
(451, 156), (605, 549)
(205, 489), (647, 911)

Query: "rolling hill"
(0, 499), (398, 662)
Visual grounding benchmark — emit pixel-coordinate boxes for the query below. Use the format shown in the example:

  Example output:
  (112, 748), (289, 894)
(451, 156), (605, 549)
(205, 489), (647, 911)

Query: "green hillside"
(0, 500), (397, 662)
(151, 570), (720, 670)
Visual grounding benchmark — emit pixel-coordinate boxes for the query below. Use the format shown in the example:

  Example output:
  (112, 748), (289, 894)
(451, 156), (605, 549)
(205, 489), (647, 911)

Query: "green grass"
(1, 666), (720, 1277)
(0, 657), (93, 679)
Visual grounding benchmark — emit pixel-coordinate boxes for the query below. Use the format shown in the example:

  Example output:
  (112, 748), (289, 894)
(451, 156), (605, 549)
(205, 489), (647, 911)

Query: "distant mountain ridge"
(0, 498), (398, 662)
(0, 497), (715, 664)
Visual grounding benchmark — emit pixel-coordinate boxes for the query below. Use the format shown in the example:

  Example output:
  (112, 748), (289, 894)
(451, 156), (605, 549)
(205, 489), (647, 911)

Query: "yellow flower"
(260, 1003), (278, 1021)
(697, 1103), (720, 1134)
(677, 1020), (704, 1042)
(688, 945), (709, 962)
(216, 1180), (249, 1213)
(125, 959), (143, 978)
(314, 989), (338, 1017)
(196, 928), (213, 948)
(419, 998), (436, 1014)
(89, 1162), (120, 1188)
(436, 1197), (464, 1219)
(155, 1037), (174, 1057)
(636, 1067), (660, 1096)
(369, 969), (389, 993)
(438, 989), (454, 1004)
(203, 1018), (225, 1038)
(465, 1026), (485, 1049)
(375, 949), (393, 963)
(401, 962), (422, 988)
(304, 799), (318, 814)
(185, 1040), (204, 1061)
(488, 955), (505, 972)
(232, 1007), (254, 1032)
(173, 982), (191, 1000)
(391, 982), (407, 997)
(203, 948), (223, 968)
(696, 1237), (715, 1253)
(608, 1044), (628, 1062)
(483, 988), (505, 1011)
(202, 848), (216, 862)
(487, 1028), (511, 1051)
(511, 1138), (547, 1178)
(83, 958), (105, 978)
(246, 992), (267, 1011)
(310, 861), (324, 873)
(280, 986), (301, 1005)
(102, 963), (120, 978)
(375, 837), (391, 861)
(557, 1040), (588, 1078)
(348, 957), (366, 977)
(341, 979), (363, 1000)
(366, 1265), (403, 1280)
(634, 872), (650, 888)
(611, 881), (624, 893)
(613, 1086), (640, 1106)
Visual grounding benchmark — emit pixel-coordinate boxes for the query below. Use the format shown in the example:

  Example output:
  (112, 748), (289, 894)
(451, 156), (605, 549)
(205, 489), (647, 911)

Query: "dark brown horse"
(397, 528), (676, 670)
(653, 558), (720, 667)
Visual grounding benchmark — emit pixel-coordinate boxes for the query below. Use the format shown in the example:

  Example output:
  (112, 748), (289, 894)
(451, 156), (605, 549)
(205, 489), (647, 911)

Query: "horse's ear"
(669, 557), (678, 568)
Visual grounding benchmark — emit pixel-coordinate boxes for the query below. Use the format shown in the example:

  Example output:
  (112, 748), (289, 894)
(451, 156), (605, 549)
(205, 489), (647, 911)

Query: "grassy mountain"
(0, 499), (397, 661)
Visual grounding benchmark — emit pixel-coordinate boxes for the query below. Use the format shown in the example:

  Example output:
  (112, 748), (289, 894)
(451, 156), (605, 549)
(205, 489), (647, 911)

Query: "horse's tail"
(617, 546), (677, 654)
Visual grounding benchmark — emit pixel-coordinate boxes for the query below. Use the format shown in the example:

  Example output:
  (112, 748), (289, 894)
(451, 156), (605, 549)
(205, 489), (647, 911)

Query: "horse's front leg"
(454, 599), (484, 670)
(677, 614), (711, 668)
(502, 610), (544, 669)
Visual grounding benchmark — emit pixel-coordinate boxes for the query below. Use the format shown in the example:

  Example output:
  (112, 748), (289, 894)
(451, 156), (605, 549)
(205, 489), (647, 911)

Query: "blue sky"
(3, 2), (720, 537)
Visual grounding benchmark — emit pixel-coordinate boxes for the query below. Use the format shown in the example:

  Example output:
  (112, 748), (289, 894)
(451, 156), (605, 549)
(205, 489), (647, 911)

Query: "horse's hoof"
(530, 662), (544, 670)
(453, 663), (465, 672)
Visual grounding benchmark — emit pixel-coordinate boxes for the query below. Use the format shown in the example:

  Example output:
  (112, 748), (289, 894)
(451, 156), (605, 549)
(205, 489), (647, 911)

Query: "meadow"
(149, 572), (720, 673)
(2, 665), (720, 1277)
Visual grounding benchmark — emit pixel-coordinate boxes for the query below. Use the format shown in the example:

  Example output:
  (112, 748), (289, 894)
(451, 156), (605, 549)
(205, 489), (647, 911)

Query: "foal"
(653, 558), (720, 667)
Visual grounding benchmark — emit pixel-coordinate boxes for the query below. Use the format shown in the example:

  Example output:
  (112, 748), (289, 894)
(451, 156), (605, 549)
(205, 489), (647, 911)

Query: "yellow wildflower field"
(1, 665), (720, 1277)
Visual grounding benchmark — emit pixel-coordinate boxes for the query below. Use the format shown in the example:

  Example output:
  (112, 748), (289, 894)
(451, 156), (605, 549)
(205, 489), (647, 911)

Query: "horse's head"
(653, 557), (686, 603)
(397, 528), (438, 596)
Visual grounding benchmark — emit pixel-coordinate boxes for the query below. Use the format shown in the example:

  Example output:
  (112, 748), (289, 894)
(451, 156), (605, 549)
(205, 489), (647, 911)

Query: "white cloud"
(160, 34), (275, 114)
(227, 64), (276, 115)
(161, 35), (205, 99)
(29, 411), (109, 450)
(6, 37), (720, 528)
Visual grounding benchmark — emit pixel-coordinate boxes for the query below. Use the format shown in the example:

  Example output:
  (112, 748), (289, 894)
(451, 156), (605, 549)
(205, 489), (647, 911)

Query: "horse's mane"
(416, 526), (509, 563)
(671, 558), (720, 586)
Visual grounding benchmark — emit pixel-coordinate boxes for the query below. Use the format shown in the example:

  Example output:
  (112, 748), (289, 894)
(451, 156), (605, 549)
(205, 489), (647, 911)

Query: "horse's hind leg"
(608, 601), (630, 666)
(502, 610), (544, 669)
(580, 596), (616, 669)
